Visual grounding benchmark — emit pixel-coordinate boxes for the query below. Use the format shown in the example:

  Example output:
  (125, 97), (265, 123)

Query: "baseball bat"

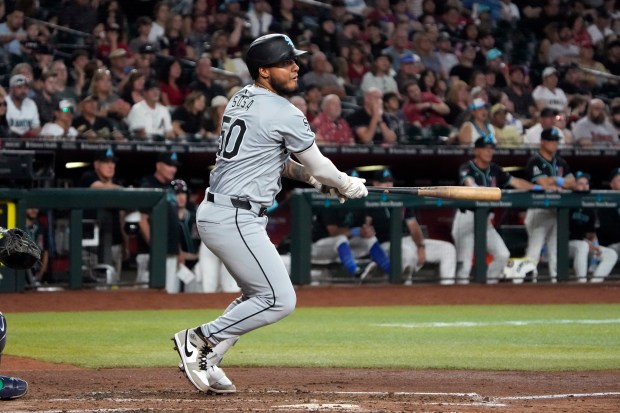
(367, 186), (501, 201)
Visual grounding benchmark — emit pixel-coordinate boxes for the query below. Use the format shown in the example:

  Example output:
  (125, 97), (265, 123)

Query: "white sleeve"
(294, 142), (348, 190)
(127, 105), (144, 131)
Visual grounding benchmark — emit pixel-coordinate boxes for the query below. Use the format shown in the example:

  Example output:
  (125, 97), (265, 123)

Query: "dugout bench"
(0, 188), (168, 293)
(289, 189), (620, 285)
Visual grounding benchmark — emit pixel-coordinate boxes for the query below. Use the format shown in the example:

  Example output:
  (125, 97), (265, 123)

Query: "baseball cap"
(486, 48), (502, 61)
(541, 127), (561, 141)
(540, 107), (559, 118)
(95, 148), (119, 163)
(170, 179), (189, 194)
(609, 167), (620, 181)
(373, 169), (394, 183)
(109, 48), (127, 59)
(474, 135), (497, 148)
(9, 74), (28, 87)
(211, 95), (229, 107)
(58, 99), (75, 114)
(575, 171), (591, 182)
(469, 98), (487, 111)
(139, 43), (156, 54)
(400, 52), (421, 64)
(143, 78), (160, 90)
(542, 66), (557, 77)
(158, 152), (181, 166)
(490, 103), (507, 116)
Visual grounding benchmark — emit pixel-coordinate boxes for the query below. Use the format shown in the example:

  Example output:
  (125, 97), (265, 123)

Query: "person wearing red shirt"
(401, 81), (450, 127)
(311, 94), (354, 146)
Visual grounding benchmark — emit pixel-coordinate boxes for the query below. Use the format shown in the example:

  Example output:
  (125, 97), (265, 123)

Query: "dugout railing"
(289, 189), (620, 285)
(0, 188), (168, 293)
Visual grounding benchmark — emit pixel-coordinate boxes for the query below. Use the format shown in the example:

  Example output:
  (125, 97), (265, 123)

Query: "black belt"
(207, 192), (267, 216)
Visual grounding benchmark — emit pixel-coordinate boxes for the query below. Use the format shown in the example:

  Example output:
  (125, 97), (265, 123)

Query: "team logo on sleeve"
(302, 117), (310, 132)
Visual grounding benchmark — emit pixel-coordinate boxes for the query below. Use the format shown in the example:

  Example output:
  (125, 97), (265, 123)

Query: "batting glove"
(308, 176), (346, 203)
(338, 172), (368, 199)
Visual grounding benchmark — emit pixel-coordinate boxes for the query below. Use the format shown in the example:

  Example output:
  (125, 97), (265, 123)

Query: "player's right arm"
(294, 143), (367, 199)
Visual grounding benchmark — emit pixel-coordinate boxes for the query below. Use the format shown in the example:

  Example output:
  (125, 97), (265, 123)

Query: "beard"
(590, 113), (606, 124)
(271, 77), (298, 96)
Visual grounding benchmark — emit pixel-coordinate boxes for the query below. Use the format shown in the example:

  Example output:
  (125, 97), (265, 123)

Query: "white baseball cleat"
(172, 329), (236, 394)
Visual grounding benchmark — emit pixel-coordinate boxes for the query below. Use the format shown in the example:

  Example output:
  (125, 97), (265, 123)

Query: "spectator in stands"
(576, 39), (609, 92)
(88, 68), (131, 128)
(587, 8), (614, 48)
(301, 51), (345, 98)
(458, 98), (495, 147)
(338, 15), (363, 58)
(558, 64), (591, 98)
(273, 0), (305, 43)
(120, 69), (145, 107)
(311, 94), (354, 146)
(395, 52), (423, 93)
(40, 99), (78, 140)
(444, 79), (470, 127)
(347, 42), (370, 88)
(32, 71), (60, 126)
(127, 78), (173, 141)
(569, 13), (591, 47)
(603, 40), (620, 76)
(532, 66), (568, 113)
(208, 29), (251, 88)
(134, 43), (158, 80)
(346, 87), (397, 145)
(289, 94), (308, 117)
(364, 169), (457, 285)
(68, 50), (89, 97)
(73, 94), (125, 141)
(490, 103), (522, 146)
(460, 22), (480, 44)
(148, 1), (170, 43)
(381, 27), (415, 73)
(611, 101), (620, 136)
(79, 148), (127, 282)
(97, 23), (130, 66)
(548, 22), (580, 65)
(365, 20), (389, 60)
(107, 48), (132, 92)
(31, 44), (54, 77)
(247, 0), (274, 39)
(6, 74), (39, 138)
(20, 20), (45, 60)
(413, 30), (441, 74)
(485, 48), (509, 89)
(523, 107), (568, 146)
(360, 52), (399, 96)
(59, 0), (98, 38)
(382, 91), (408, 143)
(524, 127), (576, 282)
(449, 41), (477, 85)
(502, 65), (535, 124)
(440, 6), (463, 41)
(0, 8), (26, 62)
(367, 0), (397, 35)
(303, 84), (322, 123)
(188, 56), (227, 106)
(204, 95), (228, 141)
(452, 135), (534, 284)
(0, 91), (9, 137)
(569, 171), (618, 283)
(159, 59), (187, 107)
(436, 31), (458, 76)
(129, 16), (156, 55)
(51, 60), (77, 106)
(160, 13), (196, 60)
(597, 168), (620, 256)
(172, 91), (207, 141)
(572, 98), (619, 148)
(187, 14), (211, 58)
(136, 152), (181, 293)
(402, 80), (449, 129)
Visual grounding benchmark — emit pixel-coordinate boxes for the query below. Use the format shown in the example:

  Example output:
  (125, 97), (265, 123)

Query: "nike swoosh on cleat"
(184, 330), (193, 357)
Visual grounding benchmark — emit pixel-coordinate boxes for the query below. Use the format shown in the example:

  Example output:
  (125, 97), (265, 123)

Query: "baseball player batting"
(172, 33), (368, 393)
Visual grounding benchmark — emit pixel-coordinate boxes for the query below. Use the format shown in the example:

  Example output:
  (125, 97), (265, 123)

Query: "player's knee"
(278, 291), (297, 317)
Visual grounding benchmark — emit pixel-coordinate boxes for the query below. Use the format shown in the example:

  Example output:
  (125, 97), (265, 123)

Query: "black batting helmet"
(245, 34), (307, 80)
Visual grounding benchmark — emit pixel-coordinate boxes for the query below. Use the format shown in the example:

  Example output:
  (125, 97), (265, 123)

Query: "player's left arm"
(283, 159), (342, 198)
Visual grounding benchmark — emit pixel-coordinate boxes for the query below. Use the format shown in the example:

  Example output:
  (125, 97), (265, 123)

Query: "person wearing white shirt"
(587, 9), (614, 47)
(127, 79), (173, 141)
(40, 100), (78, 140)
(5, 74), (40, 137)
(148, 1), (169, 43)
(523, 107), (567, 146)
(532, 67), (568, 113)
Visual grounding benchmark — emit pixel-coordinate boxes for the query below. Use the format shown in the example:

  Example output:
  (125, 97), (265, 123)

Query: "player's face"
(475, 146), (494, 163)
(266, 59), (300, 95)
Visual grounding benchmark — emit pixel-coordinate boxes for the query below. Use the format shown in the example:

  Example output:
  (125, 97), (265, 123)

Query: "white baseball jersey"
(6, 95), (40, 136)
(209, 84), (315, 206)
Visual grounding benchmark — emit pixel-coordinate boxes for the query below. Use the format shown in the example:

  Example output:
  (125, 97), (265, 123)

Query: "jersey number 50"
(217, 115), (247, 159)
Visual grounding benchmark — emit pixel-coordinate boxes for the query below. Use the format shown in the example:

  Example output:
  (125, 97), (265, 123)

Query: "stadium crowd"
(1, 0), (620, 147)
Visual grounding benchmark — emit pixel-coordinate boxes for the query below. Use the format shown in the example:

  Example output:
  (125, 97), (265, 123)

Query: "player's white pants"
(380, 237), (456, 284)
(525, 209), (557, 281)
(451, 210), (510, 284)
(196, 201), (296, 344)
(569, 240), (618, 282)
(311, 235), (378, 264)
(195, 242), (241, 293)
(136, 253), (180, 293)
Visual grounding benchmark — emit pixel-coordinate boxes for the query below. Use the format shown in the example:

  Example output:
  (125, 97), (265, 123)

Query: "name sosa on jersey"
(230, 94), (254, 110)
